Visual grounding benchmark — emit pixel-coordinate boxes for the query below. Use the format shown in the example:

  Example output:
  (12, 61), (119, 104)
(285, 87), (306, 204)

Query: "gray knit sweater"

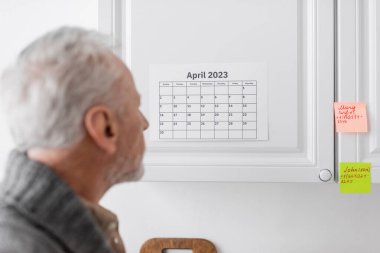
(0, 151), (114, 253)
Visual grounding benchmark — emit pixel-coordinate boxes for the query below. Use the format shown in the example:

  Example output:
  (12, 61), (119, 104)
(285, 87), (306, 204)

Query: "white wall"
(103, 183), (380, 253)
(1, 1), (380, 253)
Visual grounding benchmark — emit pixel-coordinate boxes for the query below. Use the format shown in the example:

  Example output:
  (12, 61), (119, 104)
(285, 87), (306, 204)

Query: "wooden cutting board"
(140, 238), (217, 253)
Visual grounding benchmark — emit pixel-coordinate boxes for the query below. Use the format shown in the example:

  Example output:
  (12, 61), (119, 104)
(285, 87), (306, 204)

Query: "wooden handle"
(140, 238), (217, 253)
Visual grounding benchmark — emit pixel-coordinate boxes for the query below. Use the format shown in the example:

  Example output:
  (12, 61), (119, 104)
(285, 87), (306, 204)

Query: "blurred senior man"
(0, 27), (148, 253)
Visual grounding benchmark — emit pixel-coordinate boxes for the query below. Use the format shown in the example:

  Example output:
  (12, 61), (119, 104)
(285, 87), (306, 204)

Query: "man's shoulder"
(0, 202), (67, 253)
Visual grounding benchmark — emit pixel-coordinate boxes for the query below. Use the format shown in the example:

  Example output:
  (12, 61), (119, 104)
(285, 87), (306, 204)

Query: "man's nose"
(141, 112), (149, 130)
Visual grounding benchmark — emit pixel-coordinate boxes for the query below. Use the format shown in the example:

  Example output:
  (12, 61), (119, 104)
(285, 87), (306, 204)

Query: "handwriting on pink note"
(334, 102), (368, 132)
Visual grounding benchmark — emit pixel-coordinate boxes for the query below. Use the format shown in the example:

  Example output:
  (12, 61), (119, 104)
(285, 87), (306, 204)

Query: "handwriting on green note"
(340, 162), (371, 194)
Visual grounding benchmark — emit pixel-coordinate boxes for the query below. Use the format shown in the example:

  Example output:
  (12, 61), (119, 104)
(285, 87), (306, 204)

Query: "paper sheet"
(149, 63), (268, 141)
(334, 102), (368, 132)
(340, 162), (371, 194)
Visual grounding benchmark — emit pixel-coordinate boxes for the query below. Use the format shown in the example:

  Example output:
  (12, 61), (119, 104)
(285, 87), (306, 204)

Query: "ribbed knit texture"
(0, 150), (114, 253)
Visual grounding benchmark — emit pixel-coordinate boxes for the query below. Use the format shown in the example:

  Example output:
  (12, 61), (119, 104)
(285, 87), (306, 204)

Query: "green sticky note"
(340, 162), (371, 193)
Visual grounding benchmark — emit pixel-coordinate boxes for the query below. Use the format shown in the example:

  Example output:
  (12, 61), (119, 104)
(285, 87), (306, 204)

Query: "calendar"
(149, 63), (268, 141)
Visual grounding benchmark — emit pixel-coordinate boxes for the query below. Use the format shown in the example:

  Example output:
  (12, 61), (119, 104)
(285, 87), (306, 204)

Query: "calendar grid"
(159, 80), (258, 140)
(185, 84), (187, 138)
(213, 83), (215, 139)
(227, 83), (230, 139)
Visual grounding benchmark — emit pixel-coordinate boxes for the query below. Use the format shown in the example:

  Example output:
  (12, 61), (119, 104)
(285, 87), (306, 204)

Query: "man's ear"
(84, 105), (119, 155)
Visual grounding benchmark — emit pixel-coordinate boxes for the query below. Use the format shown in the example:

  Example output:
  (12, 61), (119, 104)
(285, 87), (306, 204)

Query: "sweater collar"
(1, 150), (114, 253)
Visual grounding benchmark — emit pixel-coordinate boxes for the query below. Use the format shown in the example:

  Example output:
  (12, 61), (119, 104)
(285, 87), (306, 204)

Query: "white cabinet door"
(99, 0), (334, 182)
(337, 0), (380, 182)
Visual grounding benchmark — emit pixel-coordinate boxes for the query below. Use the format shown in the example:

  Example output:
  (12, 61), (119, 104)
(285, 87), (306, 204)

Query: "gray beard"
(116, 163), (145, 183)
(106, 156), (145, 186)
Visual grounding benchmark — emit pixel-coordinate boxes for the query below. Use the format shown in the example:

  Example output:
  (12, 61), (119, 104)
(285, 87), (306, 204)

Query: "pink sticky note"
(334, 102), (368, 132)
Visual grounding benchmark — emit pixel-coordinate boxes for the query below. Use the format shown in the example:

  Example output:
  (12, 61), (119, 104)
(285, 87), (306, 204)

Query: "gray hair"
(0, 27), (125, 151)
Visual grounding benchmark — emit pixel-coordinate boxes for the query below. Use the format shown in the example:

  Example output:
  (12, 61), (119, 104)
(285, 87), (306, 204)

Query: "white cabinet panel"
(99, 0), (334, 182)
(337, 0), (380, 182)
